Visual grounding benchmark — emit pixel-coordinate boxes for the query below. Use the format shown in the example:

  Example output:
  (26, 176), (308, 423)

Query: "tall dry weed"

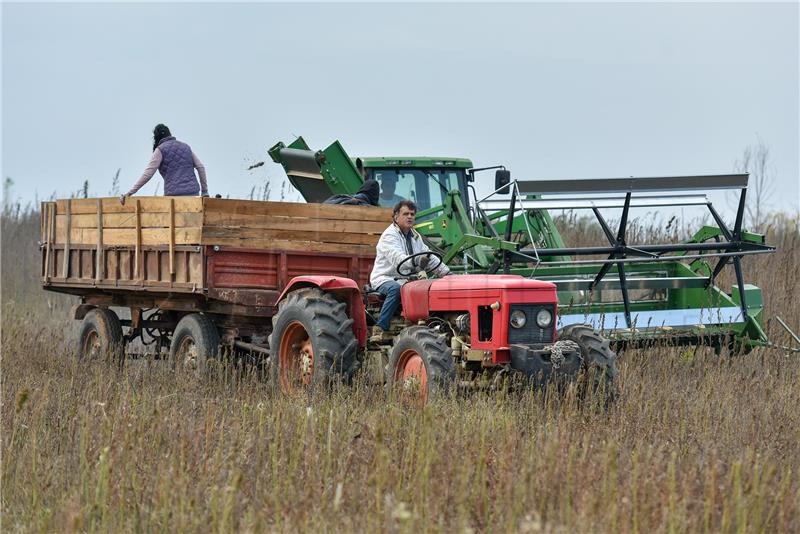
(2, 208), (799, 532)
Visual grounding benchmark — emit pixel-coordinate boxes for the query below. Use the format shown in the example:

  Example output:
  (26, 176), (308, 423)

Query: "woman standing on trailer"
(120, 124), (209, 204)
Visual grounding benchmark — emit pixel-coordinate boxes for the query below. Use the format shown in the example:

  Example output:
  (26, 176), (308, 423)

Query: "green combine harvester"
(269, 136), (794, 353)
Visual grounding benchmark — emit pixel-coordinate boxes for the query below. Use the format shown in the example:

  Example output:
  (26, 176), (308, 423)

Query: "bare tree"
(733, 136), (774, 230)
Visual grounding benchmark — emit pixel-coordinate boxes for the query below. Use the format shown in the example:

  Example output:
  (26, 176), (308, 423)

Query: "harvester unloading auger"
(270, 136), (798, 354)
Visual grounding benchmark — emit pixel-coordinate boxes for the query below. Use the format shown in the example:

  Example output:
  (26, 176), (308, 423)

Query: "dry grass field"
(2, 205), (799, 532)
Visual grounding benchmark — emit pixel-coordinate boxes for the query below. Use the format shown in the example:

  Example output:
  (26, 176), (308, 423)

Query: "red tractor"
(269, 251), (617, 402)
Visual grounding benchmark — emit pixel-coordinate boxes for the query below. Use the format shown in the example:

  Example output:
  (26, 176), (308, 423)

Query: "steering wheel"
(397, 251), (444, 277)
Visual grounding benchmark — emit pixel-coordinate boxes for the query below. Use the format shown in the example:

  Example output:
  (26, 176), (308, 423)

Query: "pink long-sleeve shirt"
(126, 148), (208, 196)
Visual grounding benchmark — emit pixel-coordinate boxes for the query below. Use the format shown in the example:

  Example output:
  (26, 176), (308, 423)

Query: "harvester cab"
(270, 135), (778, 355)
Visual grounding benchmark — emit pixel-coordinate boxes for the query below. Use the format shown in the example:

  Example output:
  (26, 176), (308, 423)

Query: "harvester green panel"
(268, 136), (363, 203)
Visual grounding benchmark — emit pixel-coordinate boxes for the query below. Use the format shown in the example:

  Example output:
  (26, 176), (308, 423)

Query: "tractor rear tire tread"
(269, 287), (358, 387)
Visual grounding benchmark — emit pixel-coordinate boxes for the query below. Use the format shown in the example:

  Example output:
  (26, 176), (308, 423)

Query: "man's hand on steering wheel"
(396, 251), (443, 278)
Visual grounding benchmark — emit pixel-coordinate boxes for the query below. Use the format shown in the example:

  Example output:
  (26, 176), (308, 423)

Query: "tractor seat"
(363, 284), (385, 305)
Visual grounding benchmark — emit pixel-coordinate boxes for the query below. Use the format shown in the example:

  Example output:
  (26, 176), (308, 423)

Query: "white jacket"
(369, 223), (450, 289)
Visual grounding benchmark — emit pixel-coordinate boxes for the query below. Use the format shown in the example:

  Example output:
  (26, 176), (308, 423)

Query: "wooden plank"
(56, 227), (202, 246)
(202, 197), (392, 222)
(95, 199), (104, 282)
(106, 249), (118, 282)
(40, 202), (47, 243)
(202, 226), (380, 246)
(47, 277), (198, 291)
(189, 252), (203, 285)
(119, 250), (132, 281)
(43, 203), (54, 280)
(145, 250), (160, 281)
(62, 199), (72, 278)
(55, 212), (203, 229)
(206, 237), (375, 255)
(56, 196), (203, 215)
(174, 250), (187, 283)
(202, 212), (388, 234)
(160, 252), (172, 283)
(80, 250), (93, 279)
(135, 200), (141, 280)
(169, 198), (175, 275)
(70, 247), (81, 279)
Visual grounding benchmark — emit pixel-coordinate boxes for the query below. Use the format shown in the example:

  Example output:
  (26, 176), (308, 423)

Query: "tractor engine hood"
(402, 275), (557, 321)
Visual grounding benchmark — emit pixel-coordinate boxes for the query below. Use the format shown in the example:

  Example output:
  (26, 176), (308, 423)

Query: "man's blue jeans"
(376, 280), (402, 330)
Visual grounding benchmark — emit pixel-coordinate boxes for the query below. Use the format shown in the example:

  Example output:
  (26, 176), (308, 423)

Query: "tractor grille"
(507, 305), (555, 344)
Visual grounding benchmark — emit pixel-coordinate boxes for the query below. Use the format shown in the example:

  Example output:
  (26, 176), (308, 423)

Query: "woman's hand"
(119, 194), (129, 205)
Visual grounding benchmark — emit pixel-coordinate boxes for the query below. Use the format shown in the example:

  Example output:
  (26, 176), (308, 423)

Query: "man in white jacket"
(369, 200), (450, 331)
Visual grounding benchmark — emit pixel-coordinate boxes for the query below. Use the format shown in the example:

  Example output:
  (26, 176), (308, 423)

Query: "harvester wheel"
(269, 287), (358, 393)
(386, 326), (456, 405)
(77, 308), (125, 364)
(169, 313), (220, 377)
(557, 324), (618, 401)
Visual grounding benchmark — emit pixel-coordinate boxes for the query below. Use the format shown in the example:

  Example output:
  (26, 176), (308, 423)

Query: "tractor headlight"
(510, 309), (527, 329)
(536, 309), (553, 328)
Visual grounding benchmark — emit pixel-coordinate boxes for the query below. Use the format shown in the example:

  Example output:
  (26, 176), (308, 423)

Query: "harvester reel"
(396, 251), (443, 277)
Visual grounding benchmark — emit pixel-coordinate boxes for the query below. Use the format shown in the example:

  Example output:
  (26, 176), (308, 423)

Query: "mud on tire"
(269, 287), (358, 392)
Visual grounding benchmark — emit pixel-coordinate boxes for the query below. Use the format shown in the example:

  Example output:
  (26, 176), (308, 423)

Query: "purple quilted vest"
(157, 137), (199, 196)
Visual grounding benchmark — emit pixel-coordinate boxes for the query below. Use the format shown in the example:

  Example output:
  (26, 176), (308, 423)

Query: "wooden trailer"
(41, 196), (391, 361)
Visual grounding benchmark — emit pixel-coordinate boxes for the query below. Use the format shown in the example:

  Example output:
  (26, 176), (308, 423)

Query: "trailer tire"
(169, 313), (220, 377)
(78, 308), (125, 364)
(386, 326), (456, 405)
(558, 324), (618, 402)
(269, 287), (358, 393)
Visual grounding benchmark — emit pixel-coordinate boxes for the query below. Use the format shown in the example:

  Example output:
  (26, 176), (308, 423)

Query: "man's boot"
(370, 325), (392, 343)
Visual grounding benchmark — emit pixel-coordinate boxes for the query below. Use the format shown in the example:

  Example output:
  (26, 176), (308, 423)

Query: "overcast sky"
(2, 2), (798, 219)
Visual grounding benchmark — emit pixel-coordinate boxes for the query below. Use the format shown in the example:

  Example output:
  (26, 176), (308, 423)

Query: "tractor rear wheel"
(269, 287), (358, 393)
(77, 308), (125, 364)
(386, 326), (456, 405)
(558, 324), (618, 401)
(169, 313), (221, 377)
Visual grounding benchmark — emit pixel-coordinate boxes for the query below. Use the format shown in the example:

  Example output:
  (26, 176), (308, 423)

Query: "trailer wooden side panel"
(41, 197), (387, 315)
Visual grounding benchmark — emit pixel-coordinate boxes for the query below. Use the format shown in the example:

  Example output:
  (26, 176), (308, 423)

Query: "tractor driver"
(376, 171), (405, 208)
(369, 200), (450, 332)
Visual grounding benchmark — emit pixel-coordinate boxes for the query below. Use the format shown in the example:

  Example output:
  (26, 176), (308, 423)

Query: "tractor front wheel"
(386, 326), (456, 405)
(558, 324), (618, 401)
(269, 287), (358, 393)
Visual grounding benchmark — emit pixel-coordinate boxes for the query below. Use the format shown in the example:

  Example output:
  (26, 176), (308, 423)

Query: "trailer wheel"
(78, 308), (125, 363)
(169, 313), (220, 376)
(386, 326), (456, 405)
(558, 324), (618, 401)
(269, 287), (357, 393)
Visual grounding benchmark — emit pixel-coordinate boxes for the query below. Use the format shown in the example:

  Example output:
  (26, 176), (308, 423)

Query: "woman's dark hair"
(393, 200), (417, 216)
(152, 124), (172, 151)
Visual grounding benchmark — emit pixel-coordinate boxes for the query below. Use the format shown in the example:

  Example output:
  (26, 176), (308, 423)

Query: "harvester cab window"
(426, 170), (461, 208)
(371, 168), (466, 217)
(374, 170), (408, 208)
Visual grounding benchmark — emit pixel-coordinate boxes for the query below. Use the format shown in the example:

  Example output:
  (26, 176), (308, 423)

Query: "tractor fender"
(277, 276), (368, 348)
